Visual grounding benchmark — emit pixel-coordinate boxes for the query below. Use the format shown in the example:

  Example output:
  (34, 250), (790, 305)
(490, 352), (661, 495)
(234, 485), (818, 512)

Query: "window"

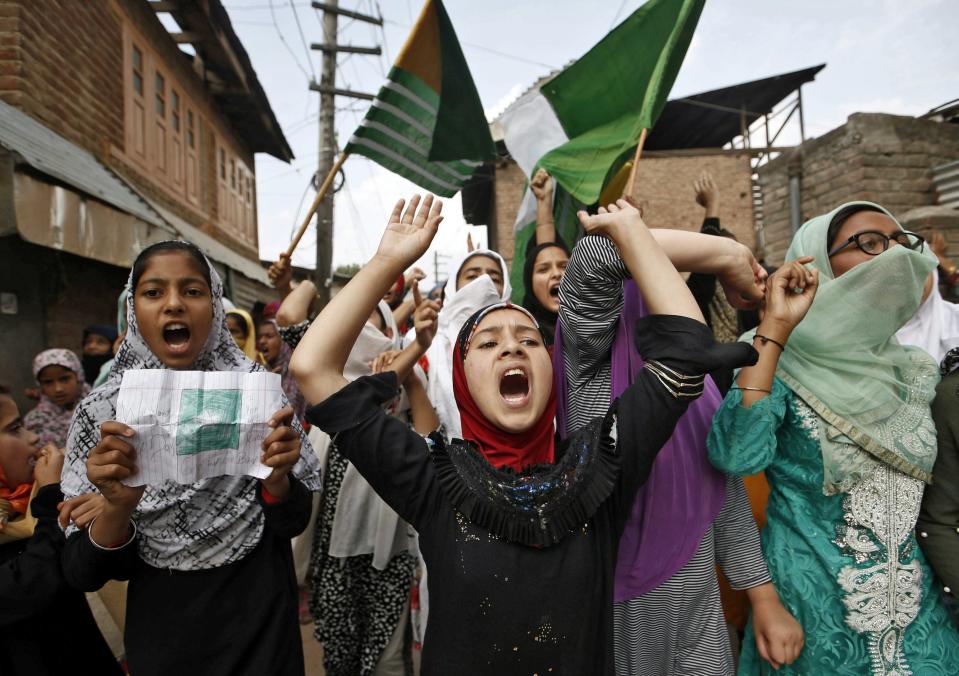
(187, 110), (195, 148)
(132, 46), (143, 95)
(155, 72), (165, 117)
(172, 90), (180, 132)
(230, 159), (236, 189)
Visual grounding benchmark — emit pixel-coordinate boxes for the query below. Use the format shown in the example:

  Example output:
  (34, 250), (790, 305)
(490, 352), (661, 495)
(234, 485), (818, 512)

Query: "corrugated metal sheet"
(934, 159), (959, 209)
(0, 100), (164, 227)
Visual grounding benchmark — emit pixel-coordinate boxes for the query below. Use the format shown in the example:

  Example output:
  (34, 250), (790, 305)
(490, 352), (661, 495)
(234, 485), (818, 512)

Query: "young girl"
(225, 307), (261, 363)
(426, 248), (511, 441)
(709, 202), (959, 673)
(60, 240), (323, 676)
(0, 385), (122, 675)
(259, 318), (306, 421)
(290, 194), (756, 674)
(25, 349), (89, 448)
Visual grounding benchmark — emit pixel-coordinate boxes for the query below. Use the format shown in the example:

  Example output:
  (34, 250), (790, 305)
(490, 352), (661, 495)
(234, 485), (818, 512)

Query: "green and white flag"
(345, 0), (494, 197)
(501, 0), (705, 299)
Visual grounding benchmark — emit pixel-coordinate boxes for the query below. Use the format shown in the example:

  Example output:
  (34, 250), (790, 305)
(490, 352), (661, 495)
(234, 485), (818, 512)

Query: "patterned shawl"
(62, 242), (323, 571)
(24, 348), (90, 448)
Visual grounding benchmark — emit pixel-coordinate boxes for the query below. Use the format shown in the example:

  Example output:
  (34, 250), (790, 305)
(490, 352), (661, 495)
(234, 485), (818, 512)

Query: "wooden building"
(0, 0), (291, 407)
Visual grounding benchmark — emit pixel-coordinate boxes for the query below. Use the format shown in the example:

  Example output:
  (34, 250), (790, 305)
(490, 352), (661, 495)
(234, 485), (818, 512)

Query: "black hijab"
(521, 241), (569, 347)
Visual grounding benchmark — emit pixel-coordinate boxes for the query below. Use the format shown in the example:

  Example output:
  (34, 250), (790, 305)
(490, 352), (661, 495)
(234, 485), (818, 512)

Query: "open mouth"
(163, 322), (192, 354)
(499, 367), (530, 407)
(548, 284), (560, 299)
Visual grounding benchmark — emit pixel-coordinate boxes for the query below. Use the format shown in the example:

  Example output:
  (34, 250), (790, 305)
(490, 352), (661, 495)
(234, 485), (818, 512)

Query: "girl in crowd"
(557, 200), (802, 674)
(81, 324), (118, 385)
(310, 295), (439, 676)
(226, 307), (262, 363)
(258, 317), (306, 421)
(291, 194), (756, 674)
(60, 240), (323, 676)
(426, 246), (511, 440)
(25, 348), (89, 448)
(522, 168), (569, 347)
(0, 385), (122, 675)
(709, 202), (959, 673)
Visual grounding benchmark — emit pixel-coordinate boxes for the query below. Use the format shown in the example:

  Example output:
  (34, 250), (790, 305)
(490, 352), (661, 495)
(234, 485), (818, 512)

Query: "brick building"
(464, 66), (825, 272)
(758, 113), (959, 265)
(0, 0), (291, 407)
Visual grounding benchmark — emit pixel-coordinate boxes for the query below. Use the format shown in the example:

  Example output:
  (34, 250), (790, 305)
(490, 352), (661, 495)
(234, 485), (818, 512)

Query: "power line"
(267, 0), (312, 79)
(289, 0), (316, 79)
(609, 0), (629, 29)
(381, 18), (557, 70)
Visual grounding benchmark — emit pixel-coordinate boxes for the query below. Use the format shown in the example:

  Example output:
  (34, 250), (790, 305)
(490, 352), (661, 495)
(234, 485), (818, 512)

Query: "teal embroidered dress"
(709, 378), (959, 675)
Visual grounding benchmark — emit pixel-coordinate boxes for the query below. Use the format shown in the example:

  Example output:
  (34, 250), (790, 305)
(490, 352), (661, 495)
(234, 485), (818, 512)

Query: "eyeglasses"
(827, 230), (925, 258)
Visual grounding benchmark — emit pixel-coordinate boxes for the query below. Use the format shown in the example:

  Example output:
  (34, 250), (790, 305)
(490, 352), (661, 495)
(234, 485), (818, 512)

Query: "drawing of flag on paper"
(115, 370), (282, 486)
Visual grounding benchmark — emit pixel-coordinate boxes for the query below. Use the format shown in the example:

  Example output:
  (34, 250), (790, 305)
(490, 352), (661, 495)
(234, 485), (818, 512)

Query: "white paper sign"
(114, 370), (283, 486)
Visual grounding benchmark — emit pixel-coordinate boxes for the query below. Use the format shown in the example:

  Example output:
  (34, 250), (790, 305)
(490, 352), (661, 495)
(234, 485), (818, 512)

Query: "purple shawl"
(554, 280), (726, 602)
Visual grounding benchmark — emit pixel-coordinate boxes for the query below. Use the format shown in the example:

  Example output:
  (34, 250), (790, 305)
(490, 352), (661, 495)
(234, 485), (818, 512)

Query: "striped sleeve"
(558, 235), (630, 433)
(713, 475), (771, 590)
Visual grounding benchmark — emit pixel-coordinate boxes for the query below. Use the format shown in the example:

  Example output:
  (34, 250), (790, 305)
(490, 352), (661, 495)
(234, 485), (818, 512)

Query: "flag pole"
(285, 152), (350, 259)
(623, 128), (648, 198)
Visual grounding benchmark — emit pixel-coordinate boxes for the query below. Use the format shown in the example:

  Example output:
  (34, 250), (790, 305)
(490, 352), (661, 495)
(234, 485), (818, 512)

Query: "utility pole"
(309, 1), (381, 307)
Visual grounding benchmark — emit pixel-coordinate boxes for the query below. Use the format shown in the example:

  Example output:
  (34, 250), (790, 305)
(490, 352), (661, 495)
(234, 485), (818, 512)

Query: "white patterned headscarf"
(62, 241), (323, 571)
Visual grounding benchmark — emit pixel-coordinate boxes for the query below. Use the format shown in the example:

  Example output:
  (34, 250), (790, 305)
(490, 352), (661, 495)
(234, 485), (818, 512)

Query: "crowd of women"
(2, 168), (959, 676)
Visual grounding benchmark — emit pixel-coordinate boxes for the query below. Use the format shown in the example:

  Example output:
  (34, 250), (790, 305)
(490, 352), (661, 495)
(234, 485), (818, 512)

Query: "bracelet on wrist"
(88, 516), (137, 551)
(753, 334), (786, 351)
(731, 385), (772, 394)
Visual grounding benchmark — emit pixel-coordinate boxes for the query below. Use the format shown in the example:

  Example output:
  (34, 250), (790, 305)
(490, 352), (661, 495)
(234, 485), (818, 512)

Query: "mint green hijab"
(746, 201), (940, 494)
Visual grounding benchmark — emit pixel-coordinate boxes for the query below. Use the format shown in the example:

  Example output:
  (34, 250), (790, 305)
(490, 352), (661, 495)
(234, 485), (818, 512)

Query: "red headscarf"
(451, 303), (557, 472)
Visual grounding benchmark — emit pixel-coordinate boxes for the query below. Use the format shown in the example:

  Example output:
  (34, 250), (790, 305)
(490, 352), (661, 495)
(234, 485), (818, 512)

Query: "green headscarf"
(744, 201), (940, 494)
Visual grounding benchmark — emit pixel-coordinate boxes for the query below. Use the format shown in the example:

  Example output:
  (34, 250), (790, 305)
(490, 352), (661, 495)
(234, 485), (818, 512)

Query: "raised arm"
(576, 199), (704, 321)
(275, 279), (317, 327)
(733, 258), (818, 408)
(530, 168), (556, 244)
(290, 194), (443, 406)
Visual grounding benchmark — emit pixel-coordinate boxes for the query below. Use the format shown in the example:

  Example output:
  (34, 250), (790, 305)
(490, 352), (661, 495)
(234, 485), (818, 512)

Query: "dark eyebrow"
(179, 277), (209, 287)
(1, 416), (23, 433)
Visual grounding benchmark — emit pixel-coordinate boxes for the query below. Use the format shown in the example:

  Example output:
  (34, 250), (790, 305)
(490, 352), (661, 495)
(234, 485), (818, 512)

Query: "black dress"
(61, 477), (312, 676)
(0, 484), (122, 676)
(306, 315), (752, 675)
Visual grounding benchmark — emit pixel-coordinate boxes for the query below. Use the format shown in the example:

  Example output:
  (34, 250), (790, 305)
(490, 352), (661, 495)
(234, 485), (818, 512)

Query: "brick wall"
(0, 0), (260, 260)
(758, 113), (959, 265)
(631, 151), (755, 249)
(0, 0), (123, 157)
(490, 150), (756, 269)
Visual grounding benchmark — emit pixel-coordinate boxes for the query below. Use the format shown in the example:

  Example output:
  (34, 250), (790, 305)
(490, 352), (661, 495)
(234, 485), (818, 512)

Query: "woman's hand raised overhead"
(375, 194), (444, 271)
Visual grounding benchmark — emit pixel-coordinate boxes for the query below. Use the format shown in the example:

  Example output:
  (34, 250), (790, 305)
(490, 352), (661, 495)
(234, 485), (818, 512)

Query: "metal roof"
(0, 99), (166, 228)
(645, 64), (826, 150)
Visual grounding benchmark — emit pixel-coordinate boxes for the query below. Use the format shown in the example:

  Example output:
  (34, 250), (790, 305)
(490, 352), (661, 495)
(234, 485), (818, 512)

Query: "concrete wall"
(758, 113), (959, 265)
(489, 150), (757, 271)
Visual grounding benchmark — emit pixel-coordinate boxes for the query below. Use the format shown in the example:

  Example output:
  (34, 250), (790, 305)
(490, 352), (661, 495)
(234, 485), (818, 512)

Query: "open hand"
(86, 422), (145, 510)
(58, 492), (106, 530)
(412, 282), (440, 350)
(752, 592), (805, 669)
(530, 168), (553, 202)
(375, 195), (444, 270)
(260, 406), (301, 499)
(694, 171), (719, 211)
(763, 257), (819, 330)
(718, 244), (767, 310)
(576, 199), (643, 243)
